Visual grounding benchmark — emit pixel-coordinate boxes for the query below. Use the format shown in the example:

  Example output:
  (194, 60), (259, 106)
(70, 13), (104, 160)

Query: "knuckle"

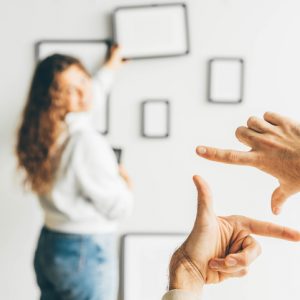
(240, 268), (249, 276)
(282, 121), (291, 132)
(252, 153), (264, 168)
(229, 215), (244, 228)
(226, 151), (238, 162)
(211, 148), (218, 158)
(290, 124), (300, 136)
(240, 254), (249, 267)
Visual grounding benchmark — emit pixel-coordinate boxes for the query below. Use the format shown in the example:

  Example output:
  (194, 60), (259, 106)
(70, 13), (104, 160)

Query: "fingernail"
(226, 258), (237, 266)
(273, 207), (281, 215)
(197, 147), (206, 155)
(209, 261), (218, 269)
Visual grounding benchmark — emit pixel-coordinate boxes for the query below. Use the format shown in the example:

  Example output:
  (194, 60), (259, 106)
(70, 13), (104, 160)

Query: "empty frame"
(141, 100), (170, 138)
(121, 233), (187, 300)
(35, 39), (112, 74)
(35, 39), (112, 135)
(89, 94), (110, 135)
(208, 58), (244, 104)
(113, 3), (190, 60)
(112, 147), (122, 164)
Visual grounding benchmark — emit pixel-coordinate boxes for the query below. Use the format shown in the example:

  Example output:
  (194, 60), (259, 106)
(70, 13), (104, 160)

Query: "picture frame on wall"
(34, 39), (113, 135)
(207, 57), (245, 104)
(141, 100), (171, 139)
(90, 94), (110, 136)
(113, 3), (190, 60)
(120, 233), (187, 300)
(35, 39), (112, 73)
(112, 147), (123, 165)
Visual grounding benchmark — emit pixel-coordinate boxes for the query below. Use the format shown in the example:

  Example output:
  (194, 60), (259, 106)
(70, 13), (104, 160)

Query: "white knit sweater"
(38, 67), (133, 234)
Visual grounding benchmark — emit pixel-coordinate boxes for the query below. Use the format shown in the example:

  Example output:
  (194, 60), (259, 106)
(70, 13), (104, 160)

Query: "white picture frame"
(208, 57), (245, 104)
(141, 100), (170, 138)
(113, 3), (190, 60)
(35, 39), (112, 74)
(121, 233), (187, 300)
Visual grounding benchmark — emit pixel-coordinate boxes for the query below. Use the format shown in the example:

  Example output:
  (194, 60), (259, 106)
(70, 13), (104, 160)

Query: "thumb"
(193, 175), (214, 215)
(271, 185), (290, 215)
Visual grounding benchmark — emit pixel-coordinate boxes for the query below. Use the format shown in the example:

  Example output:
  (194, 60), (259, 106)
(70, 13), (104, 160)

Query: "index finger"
(241, 216), (300, 242)
(196, 146), (256, 166)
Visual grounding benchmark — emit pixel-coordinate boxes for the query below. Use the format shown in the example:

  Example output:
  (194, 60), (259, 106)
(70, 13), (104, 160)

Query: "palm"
(177, 176), (300, 287)
(184, 204), (249, 283)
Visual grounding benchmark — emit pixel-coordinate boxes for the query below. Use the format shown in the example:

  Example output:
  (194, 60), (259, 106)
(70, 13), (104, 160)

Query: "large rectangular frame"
(113, 3), (190, 60)
(34, 39), (113, 135)
(35, 39), (112, 64)
(207, 57), (245, 104)
(120, 233), (187, 300)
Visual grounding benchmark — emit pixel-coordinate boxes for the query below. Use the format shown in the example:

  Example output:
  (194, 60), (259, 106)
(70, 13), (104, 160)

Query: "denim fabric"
(34, 227), (117, 300)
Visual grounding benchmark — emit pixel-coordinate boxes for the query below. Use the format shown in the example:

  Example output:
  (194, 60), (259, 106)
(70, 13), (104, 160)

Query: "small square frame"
(207, 57), (245, 104)
(141, 99), (171, 139)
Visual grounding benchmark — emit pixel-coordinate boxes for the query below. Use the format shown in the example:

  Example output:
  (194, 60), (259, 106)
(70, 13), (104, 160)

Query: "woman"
(16, 47), (133, 300)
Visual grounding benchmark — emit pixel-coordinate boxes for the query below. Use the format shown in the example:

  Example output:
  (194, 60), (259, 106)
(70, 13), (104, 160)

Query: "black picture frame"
(98, 94), (110, 136)
(34, 39), (113, 135)
(207, 57), (245, 104)
(112, 147), (122, 164)
(113, 3), (190, 60)
(141, 99), (171, 139)
(34, 39), (113, 63)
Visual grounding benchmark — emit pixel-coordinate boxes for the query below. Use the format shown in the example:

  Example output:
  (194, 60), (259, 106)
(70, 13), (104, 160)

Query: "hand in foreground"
(105, 45), (125, 70)
(169, 175), (300, 293)
(196, 112), (300, 215)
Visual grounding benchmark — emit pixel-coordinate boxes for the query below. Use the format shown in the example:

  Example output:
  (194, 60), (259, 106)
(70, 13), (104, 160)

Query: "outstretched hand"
(169, 175), (300, 293)
(196, 112), (300, 215)
(105, 45), (126, 70)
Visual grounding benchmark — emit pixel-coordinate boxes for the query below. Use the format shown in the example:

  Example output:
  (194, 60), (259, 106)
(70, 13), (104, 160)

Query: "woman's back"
(39, 112), (133, 234)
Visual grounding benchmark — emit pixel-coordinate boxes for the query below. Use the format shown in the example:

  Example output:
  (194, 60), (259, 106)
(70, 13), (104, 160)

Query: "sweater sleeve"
(162, 290), (202, 300)
(90, 67), (115, 131)
(73, 131), (133, 220)
(92, 66), (115, 98)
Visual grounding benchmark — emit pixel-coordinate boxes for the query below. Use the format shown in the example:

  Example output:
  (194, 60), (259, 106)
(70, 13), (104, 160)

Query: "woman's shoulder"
(63, 112), (113, 163)
(65, 112), (105, 142)
(70, 127), (107, 149)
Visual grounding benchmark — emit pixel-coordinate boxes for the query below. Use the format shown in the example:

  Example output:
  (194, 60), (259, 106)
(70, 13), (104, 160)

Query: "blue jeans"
(34, 227), (117, 300)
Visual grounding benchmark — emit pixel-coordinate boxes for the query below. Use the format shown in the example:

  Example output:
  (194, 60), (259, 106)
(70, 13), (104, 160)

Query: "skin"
(169, 175), (300, 293)
(57, 45), (124, 113)
(57, 65), (93, 113)
(56, 46), (132, 189)
(196, 112), (300, 215)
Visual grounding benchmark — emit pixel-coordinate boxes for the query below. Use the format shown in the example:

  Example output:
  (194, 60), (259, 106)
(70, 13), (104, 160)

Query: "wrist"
(103, 62), (115, 70)
(169, 249), (204, 293)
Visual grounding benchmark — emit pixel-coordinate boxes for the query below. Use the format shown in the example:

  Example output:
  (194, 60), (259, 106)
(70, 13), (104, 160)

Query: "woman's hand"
(196, 112), (300, 215)
(119, 165), (133, 190)
(105, 45), (125, 70)
(169, 175), (300, 293)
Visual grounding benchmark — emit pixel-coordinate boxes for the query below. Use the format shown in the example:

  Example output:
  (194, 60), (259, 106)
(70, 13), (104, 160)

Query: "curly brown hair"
(16, 54), (90, 195)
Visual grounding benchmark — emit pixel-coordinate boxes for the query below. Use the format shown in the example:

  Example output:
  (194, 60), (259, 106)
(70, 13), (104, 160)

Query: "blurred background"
(1, 0), (300, 299)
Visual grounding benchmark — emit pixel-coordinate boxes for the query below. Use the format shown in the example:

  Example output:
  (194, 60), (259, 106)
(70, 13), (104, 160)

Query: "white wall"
(1, 0), (300, 299)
